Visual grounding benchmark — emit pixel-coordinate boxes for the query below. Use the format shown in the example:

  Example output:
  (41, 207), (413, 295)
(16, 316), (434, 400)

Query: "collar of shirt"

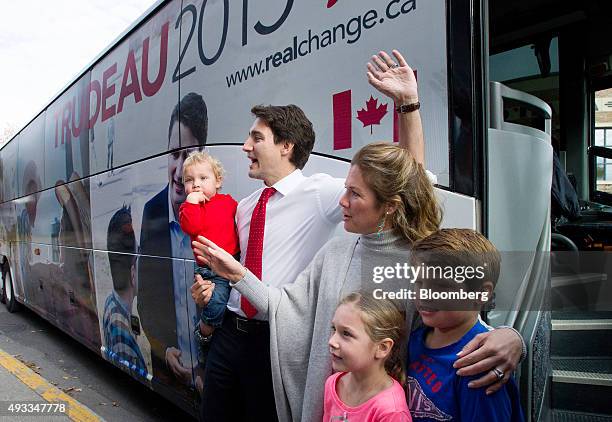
(270, 168), (306, 197)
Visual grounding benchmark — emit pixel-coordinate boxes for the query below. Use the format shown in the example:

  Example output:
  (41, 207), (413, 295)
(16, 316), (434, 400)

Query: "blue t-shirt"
(407, 319), (525, 422)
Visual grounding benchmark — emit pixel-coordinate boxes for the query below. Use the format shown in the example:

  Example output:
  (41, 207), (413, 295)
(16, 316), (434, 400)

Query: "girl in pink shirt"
(324, 292), (412, 422)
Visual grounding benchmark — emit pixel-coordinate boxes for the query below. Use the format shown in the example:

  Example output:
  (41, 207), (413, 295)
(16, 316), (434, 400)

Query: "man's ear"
(375, 338), (394, 360)
(281, 140), (294, 157)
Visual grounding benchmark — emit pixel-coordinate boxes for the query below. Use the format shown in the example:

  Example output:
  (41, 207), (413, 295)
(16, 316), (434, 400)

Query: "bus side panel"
(178, 0), (451, 186)
(1, 139), (19, 286)
(14, 172), (99, 350)
(0, 202), (17, 266)
(44, 73), (92, 192)
(52, 245), (100, 350)
(90, 150), (197, 407)
(89, 1), (180, 176)
(93, 250), (153, 382)
(1, 136), (18, 205)
(15, 242), (56, 319)
(17, 112), (46, 198)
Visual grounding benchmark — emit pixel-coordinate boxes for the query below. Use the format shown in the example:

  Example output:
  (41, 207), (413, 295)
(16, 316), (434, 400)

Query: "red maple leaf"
(356, 96), (388, 134)
(327, 0), (338, 8)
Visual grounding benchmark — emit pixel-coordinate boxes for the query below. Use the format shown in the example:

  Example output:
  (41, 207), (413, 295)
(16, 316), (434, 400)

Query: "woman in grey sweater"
(193, 52), (525, 422)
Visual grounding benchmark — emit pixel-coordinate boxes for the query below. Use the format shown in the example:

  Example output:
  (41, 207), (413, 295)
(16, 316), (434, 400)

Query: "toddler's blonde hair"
(182, 150), (225, 185)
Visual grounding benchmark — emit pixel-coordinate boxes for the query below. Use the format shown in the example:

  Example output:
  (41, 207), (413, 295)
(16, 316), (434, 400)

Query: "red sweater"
(178, 193), (239, 256)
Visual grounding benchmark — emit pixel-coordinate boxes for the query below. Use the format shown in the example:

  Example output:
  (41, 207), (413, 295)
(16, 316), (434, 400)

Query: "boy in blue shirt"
(407, 229), (524, 421)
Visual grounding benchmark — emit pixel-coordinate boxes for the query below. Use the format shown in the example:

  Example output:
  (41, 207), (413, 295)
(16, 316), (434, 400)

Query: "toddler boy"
(178, 151), (239, 362)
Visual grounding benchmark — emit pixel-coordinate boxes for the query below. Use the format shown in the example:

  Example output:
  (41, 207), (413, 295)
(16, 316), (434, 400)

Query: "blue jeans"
(195, 256), (237, 328)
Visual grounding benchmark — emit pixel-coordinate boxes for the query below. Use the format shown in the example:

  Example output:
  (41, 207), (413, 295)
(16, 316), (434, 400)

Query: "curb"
(0, 348), (104, 422)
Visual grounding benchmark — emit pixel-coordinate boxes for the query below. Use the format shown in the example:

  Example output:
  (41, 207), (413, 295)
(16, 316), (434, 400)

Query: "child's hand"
(186, 191), (209, 204)
(192, 274), (215, 307)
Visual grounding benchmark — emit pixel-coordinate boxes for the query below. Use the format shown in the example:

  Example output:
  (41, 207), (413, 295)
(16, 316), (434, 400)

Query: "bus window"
(44, 73), (92, 190)
(490, 37), (561, 143)
(591, 88), (612, 203)
(1, 138), (19, 202)
(17, 113), (45, 198)
(490, 37), (559, 82)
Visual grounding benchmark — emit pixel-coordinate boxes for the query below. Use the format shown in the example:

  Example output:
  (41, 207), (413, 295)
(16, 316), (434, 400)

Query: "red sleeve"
(179, 201), (206, 236)
(215, 194), (238, 221)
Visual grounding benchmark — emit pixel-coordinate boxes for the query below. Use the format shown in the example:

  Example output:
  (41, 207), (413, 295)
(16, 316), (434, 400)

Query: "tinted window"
(44, 73), (91, 189)
(17, 113), (45, 197)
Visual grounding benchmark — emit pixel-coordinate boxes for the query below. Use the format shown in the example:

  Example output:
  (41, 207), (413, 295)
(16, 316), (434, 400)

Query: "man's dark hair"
(251, 104), (315, 170)
(107, 206), (136, 292)
(168, 92), (208, 146)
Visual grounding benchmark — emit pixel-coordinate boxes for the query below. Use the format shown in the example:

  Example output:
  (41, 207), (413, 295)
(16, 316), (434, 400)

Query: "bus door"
(486, 81), (553, 422)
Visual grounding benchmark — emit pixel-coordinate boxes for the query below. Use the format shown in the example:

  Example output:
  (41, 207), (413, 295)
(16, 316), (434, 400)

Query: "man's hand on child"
(193, 236), (247, 283)
(186, 191), (209, 204)
(453, 327), (523, 394)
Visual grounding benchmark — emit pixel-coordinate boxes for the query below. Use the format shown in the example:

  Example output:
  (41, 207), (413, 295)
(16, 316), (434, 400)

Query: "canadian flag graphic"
(332, 71), (416, 150)
(332, 90), (398, 150)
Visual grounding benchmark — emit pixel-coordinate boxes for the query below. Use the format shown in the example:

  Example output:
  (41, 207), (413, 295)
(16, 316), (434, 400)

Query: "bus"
(1, 0), (610, 420)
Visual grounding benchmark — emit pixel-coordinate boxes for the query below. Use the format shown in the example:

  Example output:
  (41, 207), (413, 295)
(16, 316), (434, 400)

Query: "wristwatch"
(194, 325), (209, 346)
(396, 101), (420, 113)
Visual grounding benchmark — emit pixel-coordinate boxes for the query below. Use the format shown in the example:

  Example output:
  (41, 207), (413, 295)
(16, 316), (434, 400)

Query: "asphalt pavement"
(0, 302), (195, 422)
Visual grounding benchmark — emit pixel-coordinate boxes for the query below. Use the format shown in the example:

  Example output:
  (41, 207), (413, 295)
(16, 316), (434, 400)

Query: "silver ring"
(390, 63), (399, 69)
(491, 367), (504, 380)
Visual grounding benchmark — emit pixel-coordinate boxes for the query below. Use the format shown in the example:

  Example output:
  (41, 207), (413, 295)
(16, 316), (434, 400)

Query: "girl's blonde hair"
(182, 150), (225, 184)
(351, 142), (441, 243)
(339, 291), (406, 386)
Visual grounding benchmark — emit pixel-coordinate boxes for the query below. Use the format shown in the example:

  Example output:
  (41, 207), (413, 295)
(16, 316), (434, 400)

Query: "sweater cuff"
(231, 269), (269, 315)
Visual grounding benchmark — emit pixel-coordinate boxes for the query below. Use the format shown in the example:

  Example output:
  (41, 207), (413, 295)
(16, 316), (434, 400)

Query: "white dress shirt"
(227, 169), (345, 319)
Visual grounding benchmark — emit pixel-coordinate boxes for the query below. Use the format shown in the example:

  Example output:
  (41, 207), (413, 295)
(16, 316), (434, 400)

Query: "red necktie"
(242, 187), (276, 318)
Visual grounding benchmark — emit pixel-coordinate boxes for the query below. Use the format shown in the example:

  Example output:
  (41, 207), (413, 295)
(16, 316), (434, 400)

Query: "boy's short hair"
(410, 228), (501, 291)
(182, 150), (225, 185)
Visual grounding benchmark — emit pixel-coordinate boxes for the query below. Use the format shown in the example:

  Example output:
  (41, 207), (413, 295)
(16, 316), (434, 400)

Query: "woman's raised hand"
(192, 236), (246, 282)
(367, 50), (418, 105)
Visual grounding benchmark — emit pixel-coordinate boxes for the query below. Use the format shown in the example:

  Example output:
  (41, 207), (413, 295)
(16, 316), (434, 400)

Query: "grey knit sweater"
(232, 230), (416, 422)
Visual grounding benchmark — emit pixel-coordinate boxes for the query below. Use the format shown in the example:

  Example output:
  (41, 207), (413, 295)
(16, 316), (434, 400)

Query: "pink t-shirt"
(323, 372), (412, 422)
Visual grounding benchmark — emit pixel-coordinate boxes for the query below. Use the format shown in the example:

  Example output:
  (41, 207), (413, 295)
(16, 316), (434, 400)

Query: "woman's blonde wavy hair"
(351, 142), (441, 243)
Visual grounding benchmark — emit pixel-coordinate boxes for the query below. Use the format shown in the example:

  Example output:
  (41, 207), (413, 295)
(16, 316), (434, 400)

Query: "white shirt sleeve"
(315, 175), (345, 225)
(425, 169), (437, 185)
